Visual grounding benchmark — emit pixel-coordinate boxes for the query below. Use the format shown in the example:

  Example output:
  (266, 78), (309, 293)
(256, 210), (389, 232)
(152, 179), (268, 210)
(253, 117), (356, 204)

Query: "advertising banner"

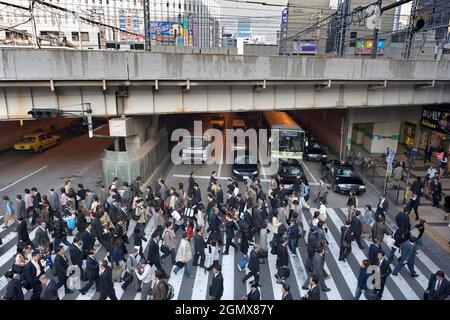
(355, 39), (385, 55)
(420, 106), (450, 135)
(293, 40), (318, 55)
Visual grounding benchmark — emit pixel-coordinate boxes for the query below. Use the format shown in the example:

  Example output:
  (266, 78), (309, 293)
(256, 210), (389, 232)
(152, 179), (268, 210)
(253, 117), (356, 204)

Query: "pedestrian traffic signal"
(28, 108), (63, 119)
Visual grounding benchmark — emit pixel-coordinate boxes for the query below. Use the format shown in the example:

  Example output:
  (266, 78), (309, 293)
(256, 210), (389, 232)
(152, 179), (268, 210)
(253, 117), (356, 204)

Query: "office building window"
(350, 32), (357, 38)
(72, 32), (90, 41)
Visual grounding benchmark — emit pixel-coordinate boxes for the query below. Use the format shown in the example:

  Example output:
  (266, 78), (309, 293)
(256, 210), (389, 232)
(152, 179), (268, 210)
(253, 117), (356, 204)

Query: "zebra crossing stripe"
(0, 232), (18, 249)
(327, 208), (395, 300)
(220, 233), (235, 300)
(308, 208), (363, 300)
(299, 212), (342, 300)
(191, 251), (210, 300)
(266, 231), (282, 300)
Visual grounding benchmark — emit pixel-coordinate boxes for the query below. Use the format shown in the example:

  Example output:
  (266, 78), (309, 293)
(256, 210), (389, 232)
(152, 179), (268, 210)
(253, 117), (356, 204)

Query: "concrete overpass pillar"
(101, 115), (170, 187)
(343, 110), (354, 158)
(362, 122), (401, 155)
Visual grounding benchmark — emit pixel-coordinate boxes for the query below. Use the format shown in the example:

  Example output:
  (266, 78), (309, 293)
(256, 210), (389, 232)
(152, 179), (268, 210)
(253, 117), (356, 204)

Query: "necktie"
(435, 280), (441, 292)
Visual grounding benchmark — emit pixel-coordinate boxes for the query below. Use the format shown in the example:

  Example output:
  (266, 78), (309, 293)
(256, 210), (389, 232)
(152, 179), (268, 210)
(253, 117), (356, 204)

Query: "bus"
(262, 111), (306, 160)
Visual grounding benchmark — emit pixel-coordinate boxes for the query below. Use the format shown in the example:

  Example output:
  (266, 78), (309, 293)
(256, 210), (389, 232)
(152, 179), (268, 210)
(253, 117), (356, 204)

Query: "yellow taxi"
(13, 131), (61, 153)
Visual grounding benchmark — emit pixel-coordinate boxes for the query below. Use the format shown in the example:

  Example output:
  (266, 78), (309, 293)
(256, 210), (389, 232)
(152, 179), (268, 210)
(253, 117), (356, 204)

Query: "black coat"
(91, 218), (104, 239)
(252, 209), (264, 231)
(99, 265), (115, 297)
(53, 218), (67, 239)
(209, 272), (224, 299)
(208, 214), (221, 233)
(224, 220), (236, 239)
(54, 254), (69, 280)
(85, 256), (99, 280)
(34, 227), (50, 248)
(32, 192), (41, 209)
(368, 243), (381, 265)
(147, 240), (161, 266)
(69, 243), (84, 266)
(276, 243), (289, 268)
(379, 259), (392, 280)
(282, 292), (293, 300)
(247, 249), (260, 273)
(305, 285), (320, 300)
(246, 288), (261, 300)
(216, 189), (224, 206)
(395, 212), (411, 233)
(426, 273), (450, 300)
(23, 260), (45, 285)
(17, 220), (30, 243)
(42, 279), (59, 300)
(4, 279), (24, 300)
(194, 234), (206, 253)
(81, 230), (95, 254)
(349, 216), (363, 237)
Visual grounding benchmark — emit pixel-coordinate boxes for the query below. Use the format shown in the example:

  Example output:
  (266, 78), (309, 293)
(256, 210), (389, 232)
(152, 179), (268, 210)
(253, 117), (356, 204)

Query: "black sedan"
(322, 160), (366, 194)
(232, 154), (259, 181)
(304, 143), (328, 162)
(278, 159), (309, 193)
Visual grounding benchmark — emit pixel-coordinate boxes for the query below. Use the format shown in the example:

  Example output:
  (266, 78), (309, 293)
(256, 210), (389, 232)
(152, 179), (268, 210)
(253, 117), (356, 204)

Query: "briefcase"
(278, 267), (290, 279)
(258, 249), (268, 259)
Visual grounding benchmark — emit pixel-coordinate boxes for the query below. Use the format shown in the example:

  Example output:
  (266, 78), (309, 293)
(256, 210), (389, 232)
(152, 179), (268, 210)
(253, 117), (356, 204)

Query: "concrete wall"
(0, 118), (73, 152)
(363, 122), (401, 154)
(101, 128), (169, 187)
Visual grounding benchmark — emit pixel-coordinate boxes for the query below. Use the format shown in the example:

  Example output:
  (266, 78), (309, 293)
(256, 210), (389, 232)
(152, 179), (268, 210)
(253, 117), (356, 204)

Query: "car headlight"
(359, 185), (366, 189)
(322, 155), (327, 157)
(338, 184), (346, 188)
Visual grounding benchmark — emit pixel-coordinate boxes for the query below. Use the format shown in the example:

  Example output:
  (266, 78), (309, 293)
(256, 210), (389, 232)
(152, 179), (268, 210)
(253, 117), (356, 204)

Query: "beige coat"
(135, 205), (148, 224)
(176, 238), (193, 263)
(100, 214), (114, 230)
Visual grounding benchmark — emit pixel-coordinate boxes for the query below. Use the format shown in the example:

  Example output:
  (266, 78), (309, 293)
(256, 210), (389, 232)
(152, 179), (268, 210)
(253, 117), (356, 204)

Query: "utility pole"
(403, 0), (420, 59)
(371, 0), (382, 58)
(143, 0), (151, 51)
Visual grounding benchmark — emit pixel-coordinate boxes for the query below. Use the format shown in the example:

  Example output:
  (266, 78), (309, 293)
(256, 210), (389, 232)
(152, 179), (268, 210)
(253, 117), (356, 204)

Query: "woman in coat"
(173, 233), (193, 278)
(100, 210), (114, 232)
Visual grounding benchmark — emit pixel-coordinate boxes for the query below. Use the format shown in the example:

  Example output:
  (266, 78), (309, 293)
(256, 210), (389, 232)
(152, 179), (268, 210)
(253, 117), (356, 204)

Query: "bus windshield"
(278, 131), (304, 153)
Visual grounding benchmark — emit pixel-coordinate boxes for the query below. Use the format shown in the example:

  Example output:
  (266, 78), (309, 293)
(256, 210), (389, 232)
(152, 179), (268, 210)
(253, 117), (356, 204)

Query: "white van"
(181, 135), (211, 163)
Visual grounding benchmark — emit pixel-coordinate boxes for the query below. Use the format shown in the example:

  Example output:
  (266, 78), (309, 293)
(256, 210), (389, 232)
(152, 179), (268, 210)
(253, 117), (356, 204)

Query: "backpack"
(165, 282), (175, 300)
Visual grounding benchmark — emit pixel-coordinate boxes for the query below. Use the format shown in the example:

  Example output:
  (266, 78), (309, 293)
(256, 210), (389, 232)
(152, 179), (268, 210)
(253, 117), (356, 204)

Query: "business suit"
(192, 234), (206, 268)
(34, 227), (50, 248)
(246, 288), (261, 300)
(303, 252), (329, 291)
(282, 292), (293, 300)
(243, 249), (260, 285)
(48, 191), (61, 214)
(209, 272), (224, 300)
(224, 220), (238, 254)
(41, 279), (59, 300)
(395, 212), (411, 234)
(80, 255), (100, 294)
(305, 285), (320, 300)
(17, 220), (31, 246)
(276, 243), (289, 269)
(31, 192), (41, 225)
(424, 273), (450, 300)
(4, 279), (24, 300)
(54, 253), (71, 292)
(147, 239), (163, 272)
(98, 265), (118, 300)
(15, 199), (27, 220)
(392, 241), (417, 276)
(349, 216), (365, 249)
(81, 229), (95, 257)
(368, 243), (381, 266)
(377, 258), (391, 299)
(23, 260), (45, 300)
(69, 243), (85, 279)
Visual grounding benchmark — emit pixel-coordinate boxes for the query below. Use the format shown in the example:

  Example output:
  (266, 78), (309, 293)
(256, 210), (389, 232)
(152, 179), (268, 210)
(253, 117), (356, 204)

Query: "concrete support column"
(363, 121), (401, 154)
(343, 109), (354, 158)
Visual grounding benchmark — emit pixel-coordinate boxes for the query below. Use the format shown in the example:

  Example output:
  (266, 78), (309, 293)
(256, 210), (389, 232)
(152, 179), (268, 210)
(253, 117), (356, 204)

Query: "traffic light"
(28, 108), (63, 119)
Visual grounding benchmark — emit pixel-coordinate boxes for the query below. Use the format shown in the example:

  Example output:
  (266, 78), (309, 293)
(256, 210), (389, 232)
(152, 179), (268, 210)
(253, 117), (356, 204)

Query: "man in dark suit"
(192, 228), (207, 269)
(15, 195), (27, 221)
(80, 250), (100, 295)
(39, 275), (59, 300)
(30, 187), (41, 226)
(34, 221), (50, 249)
(130, 176), (142, 195)
(147, 232), (167, 278)
(3, 271), (24, 300)
(392, 238), (418, 277)
(376, 195), (389, 221)
(245, 281), (260, 300)
(98, 260), (118, 300)
(349, 211), (366, 250)
(23, 251), (45, 300)
(242, 245), (260, 286)
(424, 271), (450, 300)
(275, 237), (289, 284)
(81, 223), (95, 258)
(209, 264), (224, 300)
(223, 215), (238, 255)
(377, 250), (391, 299)
(303, 276), (321, 300)
(368, 238), (382, 266)
(69, 236), (85, 281)
(54, 245), (74, 294)
(281, 283), (293, 300)
(48, 188), (61, 215)
(302, 247), (330, 292)
(207, 208), (222, 245)
(395, 208), (411, 234)
(17, 216), (32, 248)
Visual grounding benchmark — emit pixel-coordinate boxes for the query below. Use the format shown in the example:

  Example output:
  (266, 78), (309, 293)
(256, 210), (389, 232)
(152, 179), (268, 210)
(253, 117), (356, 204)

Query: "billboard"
(293, 40), (318, 55)
(150, 16), (195, 46)
(355, 39), (385, 55)
(420, 106), (450, 135)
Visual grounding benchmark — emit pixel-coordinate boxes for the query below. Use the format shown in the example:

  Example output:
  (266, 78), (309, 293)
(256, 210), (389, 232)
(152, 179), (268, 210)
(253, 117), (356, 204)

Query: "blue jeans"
(392, 260), (416, 276)
(354, 287), (363, 300)
(174, 261), (192, 277)
(388, 247), (397, 263)
(288, 238), (298, 254)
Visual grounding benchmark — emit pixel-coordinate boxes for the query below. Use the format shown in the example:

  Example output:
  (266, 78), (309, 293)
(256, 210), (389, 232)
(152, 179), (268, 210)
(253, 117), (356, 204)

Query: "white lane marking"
(191, 250), (209, 300)
(308, 208), (363, 300)
(221, 234), (235, 300)
(0, 232), (17, 249)
(0, 165), (48, 192)
(327, 209), (394, 300)
(301, 161), (318, 184)
(300, 213), (342, 300)
(217, 148), (224, 179)
(167, 264), (184, 300)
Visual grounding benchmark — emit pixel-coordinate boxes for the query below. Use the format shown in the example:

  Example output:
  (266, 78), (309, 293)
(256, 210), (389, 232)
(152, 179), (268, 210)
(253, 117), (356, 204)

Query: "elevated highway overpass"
(0, 48), (450, 119)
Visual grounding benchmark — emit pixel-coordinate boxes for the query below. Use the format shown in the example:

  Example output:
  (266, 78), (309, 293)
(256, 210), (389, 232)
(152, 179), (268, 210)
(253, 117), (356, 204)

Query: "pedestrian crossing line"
(299, 213), (342, 300)
(327, 209), (395, 300)
(288, 249), (308, 295)
(307, 208), (362, 300)
(266, 231), (282, 300)
(220, 234), (235, 300)
(348, 208), (431, 293)
(338, 208), (420, 300)
(191, 253), (210, 300)
(114, 282), (125, 299)
(167, 265), (184, 300)
(0, 231), (17, 249)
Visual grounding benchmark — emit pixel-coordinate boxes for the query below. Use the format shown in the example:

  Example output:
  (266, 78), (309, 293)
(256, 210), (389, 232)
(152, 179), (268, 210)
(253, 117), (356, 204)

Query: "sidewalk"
(351, 143), (450, 254)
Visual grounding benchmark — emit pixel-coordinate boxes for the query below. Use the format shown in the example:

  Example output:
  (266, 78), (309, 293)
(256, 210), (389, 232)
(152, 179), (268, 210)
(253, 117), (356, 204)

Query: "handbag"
(171, 210), (182, 222)
(385, 235), (396, 248)
(410, 228), (420, 239)
(258, 249), (268, 259)
(160, 244), (170, 255)
(278, 267), (290, 279)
